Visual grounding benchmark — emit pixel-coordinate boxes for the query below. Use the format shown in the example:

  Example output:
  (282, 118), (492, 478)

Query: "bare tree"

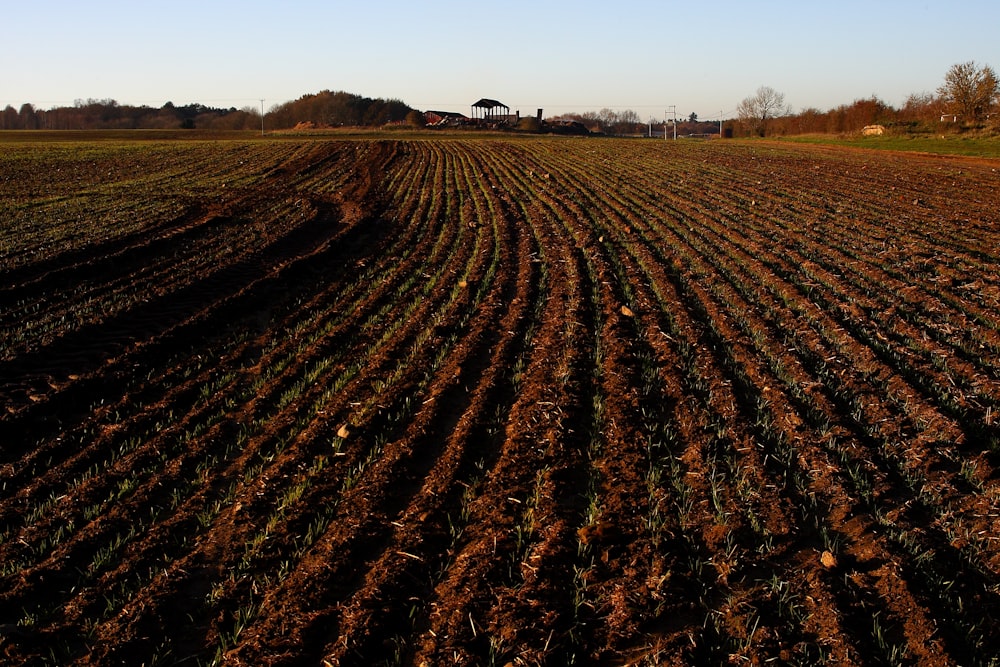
(901, 92), (940, 124)
(737, 86), (790, 136)
(592, 108), (643, 135)
(937, 61), (999, 122)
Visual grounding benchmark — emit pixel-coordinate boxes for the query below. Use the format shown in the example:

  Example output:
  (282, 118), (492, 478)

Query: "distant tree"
(18, 103), (38, 129)
(786, 107), (825, 134)
(596, 108), (617, 132)
(736, 86), (790, 136)
(689, 112), (698, 123)
(267, 90), (415, 128)
(592, 108), (643, 135)
(2, 105), (18, 129)
(832, 96), (893, 133)
(900, 92), (939, 124)
(618, 108), (641, 133)
(938, 61), (999, 122)
(364, 98), (411, 125)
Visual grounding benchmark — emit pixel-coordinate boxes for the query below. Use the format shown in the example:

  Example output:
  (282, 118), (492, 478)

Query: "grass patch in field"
(778, 133), (1000, 159)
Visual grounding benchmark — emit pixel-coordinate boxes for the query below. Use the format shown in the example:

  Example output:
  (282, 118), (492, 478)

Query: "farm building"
(424, 110), (468, 126)
(471, 98), (510, 124)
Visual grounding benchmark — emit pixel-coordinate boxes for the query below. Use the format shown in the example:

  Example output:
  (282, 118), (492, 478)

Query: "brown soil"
(1, 137), (999, 666)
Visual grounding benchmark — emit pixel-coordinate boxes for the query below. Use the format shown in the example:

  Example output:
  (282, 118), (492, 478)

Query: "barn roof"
(426, 110), (467, 119)
(472, 98), (507, 109)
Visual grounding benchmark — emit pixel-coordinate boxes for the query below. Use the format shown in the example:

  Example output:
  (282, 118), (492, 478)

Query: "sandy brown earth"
(1, 136), (999, 665)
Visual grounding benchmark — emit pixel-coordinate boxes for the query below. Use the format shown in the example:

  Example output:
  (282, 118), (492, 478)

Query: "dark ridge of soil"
(2, 137), (999, 666)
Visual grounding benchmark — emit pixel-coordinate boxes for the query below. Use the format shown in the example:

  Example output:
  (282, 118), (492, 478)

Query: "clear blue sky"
(4, 0), (998, 120)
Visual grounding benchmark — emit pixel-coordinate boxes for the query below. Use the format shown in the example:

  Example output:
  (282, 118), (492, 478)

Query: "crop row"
(1, 136), (999, 666)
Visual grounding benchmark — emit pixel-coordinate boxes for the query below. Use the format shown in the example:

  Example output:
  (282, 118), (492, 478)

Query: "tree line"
(0, 99), (263, 131)
(736, 61), (999, 137)
(558, 61), (999, 138)
(1, 91), (415, 131)
(266, 90), (414, 129)
(3, 62), (996, 135)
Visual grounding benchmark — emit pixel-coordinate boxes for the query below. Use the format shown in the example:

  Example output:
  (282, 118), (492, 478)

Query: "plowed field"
(2, 136), (1000, 666)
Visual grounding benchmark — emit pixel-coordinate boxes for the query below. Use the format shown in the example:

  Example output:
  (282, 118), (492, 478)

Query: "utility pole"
(719, 110), (723, 137)
(666, 105), (676, 140)
(260, 99), (265, 137)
